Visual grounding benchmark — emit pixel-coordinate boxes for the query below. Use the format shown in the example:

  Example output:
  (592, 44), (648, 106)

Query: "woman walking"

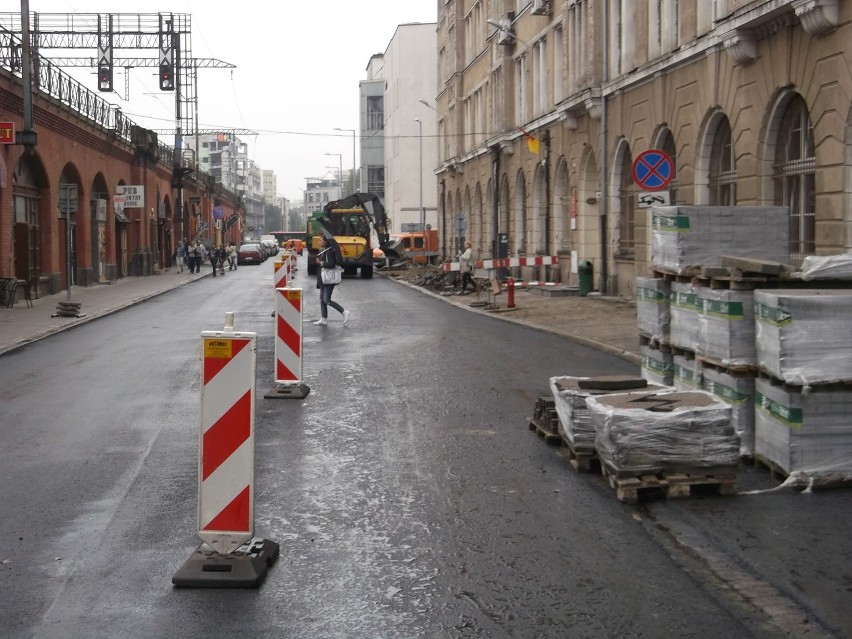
(314, 234), (351, 326)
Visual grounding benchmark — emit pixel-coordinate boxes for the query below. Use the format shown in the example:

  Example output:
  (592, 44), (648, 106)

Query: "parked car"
(237, 242), (264, 265)
(258, 239), (277, 259)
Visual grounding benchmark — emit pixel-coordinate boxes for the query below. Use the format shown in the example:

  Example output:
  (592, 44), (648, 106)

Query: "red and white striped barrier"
(273, 260), (289, 289)
(265, 288), (310, 399)
(197, 328), (257, 555)
(442, 255), (560, 272)
(173, 315), (279, 587)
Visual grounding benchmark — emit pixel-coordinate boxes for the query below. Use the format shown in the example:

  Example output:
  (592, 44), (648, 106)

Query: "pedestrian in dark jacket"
(210, 245), (221, 277)
(314, 235), (350, 326)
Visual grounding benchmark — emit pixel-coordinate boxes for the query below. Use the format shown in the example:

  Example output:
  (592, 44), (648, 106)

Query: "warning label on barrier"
(204, 338), (233, 359)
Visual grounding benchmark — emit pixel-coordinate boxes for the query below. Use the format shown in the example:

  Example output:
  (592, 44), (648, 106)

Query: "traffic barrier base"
(264, 382), (310, 399)
(172, 538), (279, 588)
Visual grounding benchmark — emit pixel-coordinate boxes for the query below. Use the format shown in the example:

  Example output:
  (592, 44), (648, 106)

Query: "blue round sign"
(632, 150), (674, 191)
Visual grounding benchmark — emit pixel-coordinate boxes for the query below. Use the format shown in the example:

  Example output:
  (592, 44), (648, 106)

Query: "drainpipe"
(440, 178), (447, 261)
(543, 130), (552, 281)
(491, 145), (500, 259)
(599, 0), (609, 295)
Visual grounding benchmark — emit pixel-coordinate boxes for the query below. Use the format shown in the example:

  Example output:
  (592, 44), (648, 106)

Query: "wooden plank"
(719, 255), (787, 276)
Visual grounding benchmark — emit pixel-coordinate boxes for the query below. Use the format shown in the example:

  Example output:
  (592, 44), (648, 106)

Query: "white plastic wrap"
(669, 281), (699, 350)
(549, 376), (667, 453)
(651, 206), (789, 274)
(798, 254), (852, 280)
(673, 352), (700, 391)
(636, 276), (670, 344)
(640, 342), (674, 387)
(754, 378), (852, 477)
(586, 390), (739, 475)
(702, 367), (756, 458)
(755, 289), (852, 387)
(697, 288), (756, 366)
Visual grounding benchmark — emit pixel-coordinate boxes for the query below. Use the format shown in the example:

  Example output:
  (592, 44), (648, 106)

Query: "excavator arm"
(322, 193), (398, 257)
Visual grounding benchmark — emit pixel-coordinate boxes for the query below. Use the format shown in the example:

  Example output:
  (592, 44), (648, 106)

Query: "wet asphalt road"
(1, 258), (850, 638)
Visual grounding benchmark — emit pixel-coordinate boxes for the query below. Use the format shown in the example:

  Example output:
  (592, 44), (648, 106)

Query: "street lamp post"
(324, 153), (343, 198)
(334, 127), (356, 194)
(415, 118), (423, 233)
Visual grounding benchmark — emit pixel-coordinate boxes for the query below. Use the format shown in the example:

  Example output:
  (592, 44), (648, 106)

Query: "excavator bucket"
(380, 236), (404, 259)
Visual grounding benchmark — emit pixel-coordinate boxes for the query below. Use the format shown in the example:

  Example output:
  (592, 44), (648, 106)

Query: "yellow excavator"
(306, 193), (403, 279)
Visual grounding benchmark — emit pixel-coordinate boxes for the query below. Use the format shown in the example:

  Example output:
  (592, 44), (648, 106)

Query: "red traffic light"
(97, 65), (113, 92)
(159, 63), (174, 91)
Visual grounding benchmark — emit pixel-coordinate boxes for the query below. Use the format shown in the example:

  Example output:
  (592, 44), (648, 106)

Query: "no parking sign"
(632, 150), (675, 191)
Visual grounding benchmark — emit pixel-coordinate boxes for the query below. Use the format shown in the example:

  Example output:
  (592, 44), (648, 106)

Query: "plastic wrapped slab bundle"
(549, 376), (668, 453)
(641, 342), (674, 386)
(673, 351), (701, 391)
(702, 367), (756, 457)
(650, 206), (789, 275)
(798, 254), (852, 280)
(669, 281), (700, 350)
(586, 390), (739, 476)
(636, 276), (670, 344)
(697, 288), (757, 366)
(755, 378), (852, 478)
(755, 289), (852, 386)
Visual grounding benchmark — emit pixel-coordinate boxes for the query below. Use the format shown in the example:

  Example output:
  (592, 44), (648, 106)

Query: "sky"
(24, 0), (438, 201)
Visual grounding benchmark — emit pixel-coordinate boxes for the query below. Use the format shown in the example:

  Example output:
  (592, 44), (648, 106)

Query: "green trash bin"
(578, 260), (594, 296)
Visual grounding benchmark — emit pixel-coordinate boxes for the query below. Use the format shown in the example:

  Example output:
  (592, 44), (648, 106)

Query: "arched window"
(773, 95), (815, 256)
(656, 128), (678, 204)
(617, 145), (634, 256)
(709, 117), (736, 205)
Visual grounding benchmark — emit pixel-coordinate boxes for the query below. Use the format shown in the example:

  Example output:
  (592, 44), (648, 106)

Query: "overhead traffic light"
(97, 64), (113, 92)
(159, 62), (174, 91)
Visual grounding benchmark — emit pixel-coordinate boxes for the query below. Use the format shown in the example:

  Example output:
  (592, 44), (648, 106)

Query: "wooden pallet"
(559, 439), (600, 473)
(601, 461), (737, 504)
(527, 396), (562, 445)
(753, 453), (790, 481)
(527, 416), (562, 445)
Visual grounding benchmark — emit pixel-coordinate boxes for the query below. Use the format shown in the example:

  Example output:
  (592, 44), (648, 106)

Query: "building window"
(553, 26), (564, 104)
(774, 95), (815, 257)
(657, 129), (678, 204)
(533, 39), (547, 116)
(709, 117), (736, 205)
(617, 145), (635, 256)
(366, 96), (384, 131)
(515, 54), (527, 124)
(568, 1), (586, 93)
(367, 166), (385, 197)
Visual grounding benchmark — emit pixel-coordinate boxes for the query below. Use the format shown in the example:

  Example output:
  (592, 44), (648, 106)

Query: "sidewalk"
(0, 267), (641, 364)
(0, 269), (209, 356)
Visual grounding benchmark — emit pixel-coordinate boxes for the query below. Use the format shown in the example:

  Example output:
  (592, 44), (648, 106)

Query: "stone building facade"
(434, 0), (851, 296)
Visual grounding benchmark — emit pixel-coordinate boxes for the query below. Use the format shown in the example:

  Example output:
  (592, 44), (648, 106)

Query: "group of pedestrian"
(173, 239), (238, 275)
(208, 243), (238, 276)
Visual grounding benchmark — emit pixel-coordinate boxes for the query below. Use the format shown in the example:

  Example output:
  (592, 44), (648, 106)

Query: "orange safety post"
(507, 277), (515, 308)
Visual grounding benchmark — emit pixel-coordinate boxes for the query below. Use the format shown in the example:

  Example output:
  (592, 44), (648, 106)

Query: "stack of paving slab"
(585, 390), (739, 476)
(650, 206), (789, 275)
(753, 288), (852, 477)
(640, 207), (852, 480)
(549, 375), (668, 456)
(697, 288), (757, 367)
(702, 367), (756, 458)
(636, 276), (670, 345)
